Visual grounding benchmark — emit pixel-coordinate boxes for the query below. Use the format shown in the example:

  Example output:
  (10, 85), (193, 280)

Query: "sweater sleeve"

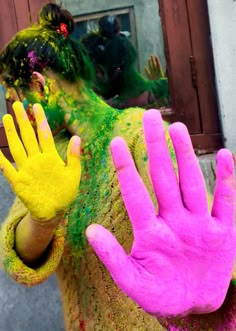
(132, 119), (177, 208)
(0, 198), (66, 287)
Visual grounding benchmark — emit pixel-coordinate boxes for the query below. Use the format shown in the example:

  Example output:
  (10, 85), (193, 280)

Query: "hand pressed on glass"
(144, 55), (164, 80)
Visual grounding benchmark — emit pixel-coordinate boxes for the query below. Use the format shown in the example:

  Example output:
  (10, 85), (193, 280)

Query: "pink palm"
(86, 109), (236, 318)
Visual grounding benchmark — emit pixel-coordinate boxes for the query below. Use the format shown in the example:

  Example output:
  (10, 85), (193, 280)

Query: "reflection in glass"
(70, 7), (169, 109)
(0, 85), (7, 117)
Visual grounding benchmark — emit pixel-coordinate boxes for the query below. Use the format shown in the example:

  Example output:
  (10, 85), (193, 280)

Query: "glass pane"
(72, 13), (131, 40)
(71, 4), (170, 109)
(0, 85), (7, 118)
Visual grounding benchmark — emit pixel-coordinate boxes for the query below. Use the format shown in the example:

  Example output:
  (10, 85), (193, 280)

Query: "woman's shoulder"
(116, 106), (145, 122)
(111, 107), (145, 149)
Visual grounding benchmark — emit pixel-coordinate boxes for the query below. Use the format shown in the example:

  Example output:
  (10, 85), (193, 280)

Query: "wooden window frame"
(0, 0), (223, 160)
(159, 0), (223, 153)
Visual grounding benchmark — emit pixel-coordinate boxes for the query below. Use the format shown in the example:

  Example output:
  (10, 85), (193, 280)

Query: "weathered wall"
(207, 0), (236, 154)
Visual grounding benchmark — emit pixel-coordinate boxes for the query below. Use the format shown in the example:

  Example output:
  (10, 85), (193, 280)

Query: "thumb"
(67, 136), (81, 171)
(0, 150), (17, 184)
(86, 224), (134, 291)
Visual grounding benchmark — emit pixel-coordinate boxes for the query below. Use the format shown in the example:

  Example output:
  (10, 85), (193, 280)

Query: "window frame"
(0, 0), (223, 160)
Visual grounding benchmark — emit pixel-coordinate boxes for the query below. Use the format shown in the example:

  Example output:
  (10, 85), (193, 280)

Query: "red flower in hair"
(57, 23), (68, 38)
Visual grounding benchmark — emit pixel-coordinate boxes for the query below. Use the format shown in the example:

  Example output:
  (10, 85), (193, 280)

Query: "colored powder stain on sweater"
(50, 104), (176, 329)
(3, 256), (13, 271)
(79, 320), (86, 331)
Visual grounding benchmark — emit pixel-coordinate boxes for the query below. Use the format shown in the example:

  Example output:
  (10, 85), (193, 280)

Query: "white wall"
(207, 0), (236, 153)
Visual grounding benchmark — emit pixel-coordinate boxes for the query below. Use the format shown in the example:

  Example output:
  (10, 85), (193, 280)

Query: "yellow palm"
(0, 102), (81, 220)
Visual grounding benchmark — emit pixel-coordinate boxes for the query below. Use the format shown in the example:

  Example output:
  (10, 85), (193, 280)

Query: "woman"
(0, 3), (235, 331)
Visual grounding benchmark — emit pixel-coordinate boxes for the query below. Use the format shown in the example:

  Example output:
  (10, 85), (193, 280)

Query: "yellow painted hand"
(0, 102), (81, 221)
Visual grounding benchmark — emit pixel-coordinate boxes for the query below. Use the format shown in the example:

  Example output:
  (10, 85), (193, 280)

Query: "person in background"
(82, 15), (169, 109)
(0, 3), (235, 331)
(81, 14), (128, 99)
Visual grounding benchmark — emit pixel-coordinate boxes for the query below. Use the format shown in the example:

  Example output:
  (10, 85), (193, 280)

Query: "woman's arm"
(0, 101), (81, 265)
(15, 212), (63, 265)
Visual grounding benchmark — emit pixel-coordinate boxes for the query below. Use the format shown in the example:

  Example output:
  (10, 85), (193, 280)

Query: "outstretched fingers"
(2, 114), (27, 169)
(211, 149), (236, 225)
(0, 150), (17, 183)
(110, 136), (156, 235)
(67, 136), (81, 177)
(33, 104), (56, 153)
(143, 109), (181, 214)
(12, 101), (39, 156)
(169, 122), (208, 214)
(151, 55), (164, 78)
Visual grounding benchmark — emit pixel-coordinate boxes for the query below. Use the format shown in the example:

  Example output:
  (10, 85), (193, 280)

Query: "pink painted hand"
(86, 109), (236, 318)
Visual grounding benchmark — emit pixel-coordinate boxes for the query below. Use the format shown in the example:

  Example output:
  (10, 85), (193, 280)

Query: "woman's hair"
(0, 3), (94, 88)
(38, 3), (75, 34)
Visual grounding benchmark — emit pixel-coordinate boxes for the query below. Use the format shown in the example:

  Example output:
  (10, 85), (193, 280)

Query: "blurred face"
(0, 72), (45, 120)
(0, 69), (89, 136)
(0, 71), (67, 134)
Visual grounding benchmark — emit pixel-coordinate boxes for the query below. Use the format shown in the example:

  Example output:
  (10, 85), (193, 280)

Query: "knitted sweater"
(0, 105), (235, 331)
